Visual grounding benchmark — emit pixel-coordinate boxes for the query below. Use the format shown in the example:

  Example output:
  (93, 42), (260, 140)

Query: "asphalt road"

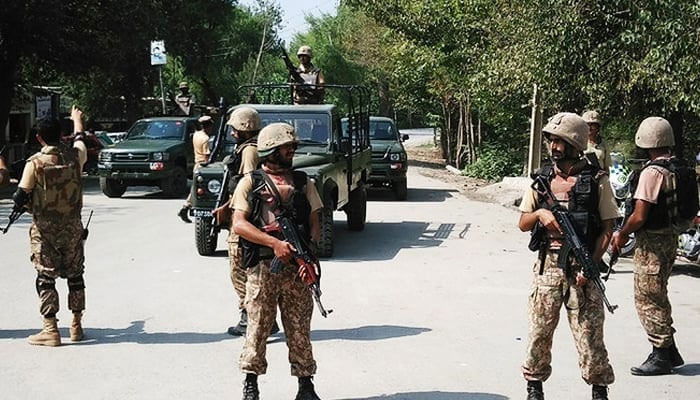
(1, 171), (699, 400)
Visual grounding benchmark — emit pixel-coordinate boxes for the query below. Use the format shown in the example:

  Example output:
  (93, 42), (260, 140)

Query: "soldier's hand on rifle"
(610, 231), (627, 256)
(298, 263), (316, 286)
(536, 209), (562, 234)
(212, 203), (231, 225)
(575, 271), (589, 287)
(273, 239), (296, 264)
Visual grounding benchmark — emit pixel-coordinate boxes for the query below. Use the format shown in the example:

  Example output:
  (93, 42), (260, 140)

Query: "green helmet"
(178, 81), (189, 89)
(226, 107), (261, 132)
(257, 123), (299, 158)
(542, 112), (588, 152)
(582, 110), (601, 125)
(635, 117), (675, 149)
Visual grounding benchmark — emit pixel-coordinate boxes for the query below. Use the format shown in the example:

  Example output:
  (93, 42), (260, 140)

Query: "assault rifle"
(207, 97), (227, 165)
(270, 216), (333, 318)
(531, 175), (619, 314)
(281, 47), (306, 85)
(1, 207), (24, 234)
(210, 154), (233, 237)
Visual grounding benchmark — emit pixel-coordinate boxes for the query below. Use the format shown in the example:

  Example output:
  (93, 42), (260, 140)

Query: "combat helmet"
(258, 123), (299, 158)
(542, 112), (588, 152)
(178, 81), (189, 89)
(226, 107), (261, 132)
(635, 117), (675, 149)
(582, 110), (601, 125)
(297, 45), (313, 58)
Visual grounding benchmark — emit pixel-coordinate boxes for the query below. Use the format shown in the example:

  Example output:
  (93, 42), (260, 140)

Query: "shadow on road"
(337, 392), (509, 400)
(367, 187), (457, 203)
(308, 325), (430, 342)
(333, 221), (464, 261)
(0, 320), (230, 345)
(676, 363), (700, 376)
(671, 263), (700, 278)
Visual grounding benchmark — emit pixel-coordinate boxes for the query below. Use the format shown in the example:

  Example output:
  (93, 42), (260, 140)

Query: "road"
(0, 171), (699, 400)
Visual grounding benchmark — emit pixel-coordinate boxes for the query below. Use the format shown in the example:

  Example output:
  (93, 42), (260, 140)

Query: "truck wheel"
(195, 217), (218, 256)
(317, 207), (334, 258)
(393, 179), (408, 200)
(162, 166), (189, 198)
(346, 184), (367, 231)
(100, 177), (126, 198)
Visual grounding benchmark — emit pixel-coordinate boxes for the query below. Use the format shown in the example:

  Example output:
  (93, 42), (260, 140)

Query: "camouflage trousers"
(633, 230), (677, 348)
(29, 219), (85, 316)
(522, 250), (615, 385)
(239, 259), (316, 376)
(228, 241), (247, 310)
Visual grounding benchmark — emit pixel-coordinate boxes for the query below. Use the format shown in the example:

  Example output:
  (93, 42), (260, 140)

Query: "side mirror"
(402, 134), (409, 142)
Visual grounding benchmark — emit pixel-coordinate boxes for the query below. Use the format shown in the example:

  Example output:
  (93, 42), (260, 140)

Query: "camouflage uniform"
(522, 251), (615, 385)
(21, 145), (86, 317)
(633, 228), (677, 348)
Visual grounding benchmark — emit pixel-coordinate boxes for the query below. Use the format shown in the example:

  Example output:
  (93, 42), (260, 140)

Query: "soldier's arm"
(620, 200), (652, 236)
(309, 209), (320, 243)
(592, 219), (614, 263)
(518, 210), (560, 233)
(233, 210), (294, 262)
(317, 70), (325, 86)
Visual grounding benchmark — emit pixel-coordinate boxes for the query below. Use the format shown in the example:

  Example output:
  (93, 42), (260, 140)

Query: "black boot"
(670, 339), (684, 367)
(178, 206), (191, 223)
(242, 374), (259, 400)
(592, 385), (608, 400)
(526, 380), (544, 400)
(295, 376), (321, 400)
(228, 310), (248, 336)
(630, 347), (673, 376)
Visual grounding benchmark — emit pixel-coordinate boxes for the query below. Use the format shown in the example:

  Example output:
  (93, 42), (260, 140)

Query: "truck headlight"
(151, 152), (169, 161)
(208, 179), (221, 194)
(390, 153), (401, 161)
(99, 151), (113, 161)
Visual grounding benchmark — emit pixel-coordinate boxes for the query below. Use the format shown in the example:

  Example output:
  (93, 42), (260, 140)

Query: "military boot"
(526, 381), (544, 400)
(70, 312), (84, 342)
(242, 374), (259, 400)
(670, 339), (684, 368)
(295, 376), (321, 400)
(177, 206), (191, 223)
(28, 317), (61, 347)
(592, 385), (608, 400)
(228, 310), (248, 336)
(630, 347), (673, 376)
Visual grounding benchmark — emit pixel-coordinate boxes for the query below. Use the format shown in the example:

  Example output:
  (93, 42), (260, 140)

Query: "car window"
(369, 121), (396, 140)
(127, 121), (184, 140)
(225, 112), (330, 145)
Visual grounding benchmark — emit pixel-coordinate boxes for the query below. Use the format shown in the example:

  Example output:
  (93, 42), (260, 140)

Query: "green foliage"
(463, 142), (525, 182)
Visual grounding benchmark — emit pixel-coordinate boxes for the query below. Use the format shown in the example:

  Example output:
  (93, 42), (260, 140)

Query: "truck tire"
(162, 166), (189, 198)
(195, 216), (218, 256)
(317, 207), (334, 258)
(346, 184), (367, 231)
(393, 179), (408, 200)
(100, 177), (126, 198)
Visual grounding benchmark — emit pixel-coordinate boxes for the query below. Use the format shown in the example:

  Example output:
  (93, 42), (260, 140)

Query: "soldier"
(178, 115), (214, 223)
(611, 117), (686, 375)
(293, 45), (325, 105)
(174, 81), (196, 116)
(0, 153), (9, 188)
(232, 123), (323, 400)
(13, 106), (88, 347)
(519, 113), (617, 400)
(583, 110), (612, 171)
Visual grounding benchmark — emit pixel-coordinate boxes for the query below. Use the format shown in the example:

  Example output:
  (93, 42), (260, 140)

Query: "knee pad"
(35, 274), (56, 294)
(68, 275), (85, 291)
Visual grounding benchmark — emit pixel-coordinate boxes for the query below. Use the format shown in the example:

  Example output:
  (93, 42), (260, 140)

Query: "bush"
(463, 142), (524, 181)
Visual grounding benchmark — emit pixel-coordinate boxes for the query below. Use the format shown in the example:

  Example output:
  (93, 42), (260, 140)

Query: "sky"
(239, 0), (339, 43)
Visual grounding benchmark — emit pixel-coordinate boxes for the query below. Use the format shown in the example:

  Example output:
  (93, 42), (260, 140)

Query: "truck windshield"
(225, 113), (330, 145)
(127, 121), (184, 140)
(369, 121), (396, 140)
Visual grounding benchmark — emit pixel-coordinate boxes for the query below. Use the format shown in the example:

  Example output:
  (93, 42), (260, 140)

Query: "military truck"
(345, 116), (409, 200)
(97, 117), (197, 198)
(190, 84), (372, 257)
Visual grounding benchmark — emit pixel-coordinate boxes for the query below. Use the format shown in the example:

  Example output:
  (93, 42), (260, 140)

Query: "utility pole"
(527, 84), (543, 176)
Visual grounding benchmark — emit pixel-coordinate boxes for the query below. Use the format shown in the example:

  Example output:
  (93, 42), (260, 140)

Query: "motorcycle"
(607, 151), (636, 257)
(677, 213), (700, 263)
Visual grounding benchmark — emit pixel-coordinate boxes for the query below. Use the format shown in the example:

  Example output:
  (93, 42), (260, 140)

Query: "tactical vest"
(627, 157), (699, 231)
(29, 145), (83, 220)
(226, 138), (258, 195)
(240, 170), (312, 268)
(535, 163), (603, 250)
(293, 66), (323, 104)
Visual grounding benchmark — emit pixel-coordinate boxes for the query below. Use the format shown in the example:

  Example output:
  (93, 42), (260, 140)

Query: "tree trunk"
(377, 77), (391, 117)
(455, 99), (464, 169)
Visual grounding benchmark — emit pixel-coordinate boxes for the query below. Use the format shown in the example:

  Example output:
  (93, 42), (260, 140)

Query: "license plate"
(191, 209), (212, 218)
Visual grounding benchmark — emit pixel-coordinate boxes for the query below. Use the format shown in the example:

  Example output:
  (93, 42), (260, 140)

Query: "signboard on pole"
(150, 40), (167, 66)
(36, 96), (52, 119)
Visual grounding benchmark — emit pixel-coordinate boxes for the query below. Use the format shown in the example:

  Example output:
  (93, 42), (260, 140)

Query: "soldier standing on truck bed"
(178, 115), (214, 223)
(174, 81), (196, 116)
(14, 106), (89, 347)
(518, 112), (618, 400)
(292, 46), (325, 105)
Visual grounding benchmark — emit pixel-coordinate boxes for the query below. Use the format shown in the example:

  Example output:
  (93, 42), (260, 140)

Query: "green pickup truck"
(190, 87), (372, 257)
(97, 117), (197, 198)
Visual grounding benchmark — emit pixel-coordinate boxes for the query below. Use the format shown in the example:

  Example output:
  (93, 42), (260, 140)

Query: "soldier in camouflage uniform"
(231, 123), (323, 400)
(14, 106), (88, 347)
(582, 110), (612, 171)
(611, 117), (685, 375)
(293, 46), (325, 105)
(519, 113), (617, 400)
(173, 81), (196, 116)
